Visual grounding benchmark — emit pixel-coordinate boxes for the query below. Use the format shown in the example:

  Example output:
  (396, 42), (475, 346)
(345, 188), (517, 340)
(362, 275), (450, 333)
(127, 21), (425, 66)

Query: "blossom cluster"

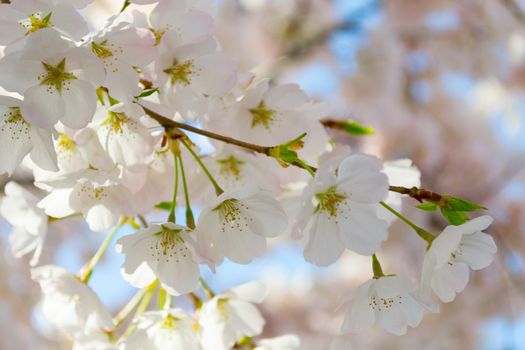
(0, 0), (497, 348)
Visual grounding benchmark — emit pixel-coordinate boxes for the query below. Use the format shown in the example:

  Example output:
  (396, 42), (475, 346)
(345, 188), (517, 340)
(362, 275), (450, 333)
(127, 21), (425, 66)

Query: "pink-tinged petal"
(60, 80), (97, 129)
(304, 213), (345, 266)
(22, 84), (65, 129)
(191, 53), (237, 96)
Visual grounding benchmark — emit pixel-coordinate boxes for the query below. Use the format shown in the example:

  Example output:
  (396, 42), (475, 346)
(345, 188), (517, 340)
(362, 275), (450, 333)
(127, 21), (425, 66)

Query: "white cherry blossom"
(0, 95), (57, 175)
(92, 102), (155, 170)
(222, 80), (331, 162)
(31, 265), (114, 338)
(200, 281), (266, 350)
(342, 275), (427, 336)
(421, 215), (497, 304)
(0, 181), (48, 266)
(0, 28), (105, 129)
(0, 0), (88, 46)
(120, 309), (200, 350)
(154, 36), (237, 119)
(196, 184), (288, 265)
(90, 26), (156, 100)
(294, 153), (389, 266)
(37, 169), (134, 232)
(149, 1), (214, 46)
(116, 222), (201, 295)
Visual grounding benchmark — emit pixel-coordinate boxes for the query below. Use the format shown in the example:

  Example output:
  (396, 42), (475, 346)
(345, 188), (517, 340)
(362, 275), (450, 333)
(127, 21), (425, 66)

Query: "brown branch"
(140, 104), (271, 155)
(388, 186), (443, 203)
(141, 104), (443, 200)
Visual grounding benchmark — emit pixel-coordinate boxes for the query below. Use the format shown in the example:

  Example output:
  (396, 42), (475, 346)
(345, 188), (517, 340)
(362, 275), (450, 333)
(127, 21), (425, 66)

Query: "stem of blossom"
(372, 254), (385, 279)
(167, 150), (179, 223)
(122, 280), (158, 339)
(295, 158), (316, 177)
(80, 220), (125, 283)
(120, 0), (130, 13)
(199, 277), (215, 298)
(180, 139), (224, 196)
(177, 155), (196, 229)
(114, 288), (148, 329)
(164, 292), (172, 310)
(188, 292), (203, 309)
(379, 201), (435, 244)
(137, 214), (148, 228)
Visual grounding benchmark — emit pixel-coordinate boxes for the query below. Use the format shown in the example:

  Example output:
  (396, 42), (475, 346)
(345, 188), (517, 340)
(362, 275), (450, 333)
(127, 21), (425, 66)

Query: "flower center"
(164, 59), (194, 86)
(57, 133), (76, 154)
(369, 295), (403, 312)
(447, 243), (464, 266)
(1, 107), (30, 141)
(102, 111), (129, 134)
(38, 58), (77, 94)
(213, 199), (252, 232)
(20, 12), (52, 33)
(150, 27), (167, 46)
(217, 156), (245, 180)
(314, 186), (347, 217)
(150, 226), (189, 263)
(249, 100), (276, 129)
(91, 40), (114, 59)
(161, 314), (181, 329)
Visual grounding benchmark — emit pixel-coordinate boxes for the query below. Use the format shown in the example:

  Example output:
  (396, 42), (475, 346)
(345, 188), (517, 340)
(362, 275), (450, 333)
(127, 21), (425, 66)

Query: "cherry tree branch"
(141, 105), (271, 155)
(141, 104), (442, 199)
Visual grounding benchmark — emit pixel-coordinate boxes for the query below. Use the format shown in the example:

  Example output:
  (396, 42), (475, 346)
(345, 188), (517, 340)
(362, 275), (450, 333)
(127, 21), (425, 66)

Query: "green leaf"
(440, 207), (470, 225)
(343, 120), (375, 136)
(416, 202), (438, 211)
(155, 201), (172, 211)
(444, 196), (487, 212)
(135, 88), (159, 98)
